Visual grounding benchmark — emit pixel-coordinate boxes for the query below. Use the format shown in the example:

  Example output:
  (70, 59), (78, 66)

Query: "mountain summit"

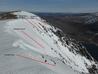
(3, 11), (98, 74)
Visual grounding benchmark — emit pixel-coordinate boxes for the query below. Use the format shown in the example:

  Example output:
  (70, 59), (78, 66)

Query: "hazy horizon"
(0, 0), (98, 13)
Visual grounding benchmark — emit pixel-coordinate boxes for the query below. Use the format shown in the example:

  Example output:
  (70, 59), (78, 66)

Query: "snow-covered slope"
(4, 11), (98, 74)
(83, 15), (98, 24)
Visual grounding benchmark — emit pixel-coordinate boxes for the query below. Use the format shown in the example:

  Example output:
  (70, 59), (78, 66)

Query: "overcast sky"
(0, 0), (98, 13)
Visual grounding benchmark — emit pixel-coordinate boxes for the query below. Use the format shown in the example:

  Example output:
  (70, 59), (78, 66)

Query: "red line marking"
(16, 54), (56, 67)
(20, 31), (44, 48)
